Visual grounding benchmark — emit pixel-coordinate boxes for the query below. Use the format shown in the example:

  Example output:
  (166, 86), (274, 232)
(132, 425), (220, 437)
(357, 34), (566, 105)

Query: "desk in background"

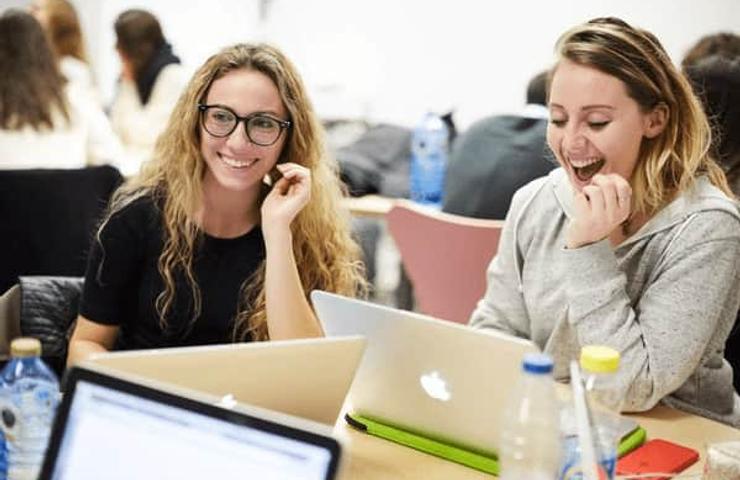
(335, 404), (740, 478)
(343, 195), (396, 218)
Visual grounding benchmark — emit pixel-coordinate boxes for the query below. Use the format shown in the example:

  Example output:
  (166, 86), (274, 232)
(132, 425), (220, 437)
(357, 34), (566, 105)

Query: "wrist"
(565, 228), (589, 249)
(263, 225), (293, 249)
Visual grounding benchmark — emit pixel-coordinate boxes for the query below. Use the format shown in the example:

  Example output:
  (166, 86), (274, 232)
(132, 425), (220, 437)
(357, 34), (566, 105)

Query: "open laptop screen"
(41, 368), (340, 480)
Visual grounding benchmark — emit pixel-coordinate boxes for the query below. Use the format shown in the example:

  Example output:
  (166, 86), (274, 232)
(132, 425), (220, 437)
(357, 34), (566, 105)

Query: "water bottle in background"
(559, 345), (623, 480)
(0, 338), (60, 480)
(409, 112), (449, 207)
(499, 353), (560, 480)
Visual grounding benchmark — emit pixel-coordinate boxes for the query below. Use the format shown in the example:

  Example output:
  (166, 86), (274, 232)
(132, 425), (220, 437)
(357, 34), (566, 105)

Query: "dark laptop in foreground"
(40, 366), (343, 480)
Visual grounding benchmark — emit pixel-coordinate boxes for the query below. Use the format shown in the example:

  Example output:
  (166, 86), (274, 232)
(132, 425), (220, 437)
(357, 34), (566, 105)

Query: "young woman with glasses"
(67, 43), (366, 363)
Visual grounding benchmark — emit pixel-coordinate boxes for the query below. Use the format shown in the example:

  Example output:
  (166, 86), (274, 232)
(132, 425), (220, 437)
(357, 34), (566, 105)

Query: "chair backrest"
(0, 166), (123, 294)
(386, 200), (503, 324)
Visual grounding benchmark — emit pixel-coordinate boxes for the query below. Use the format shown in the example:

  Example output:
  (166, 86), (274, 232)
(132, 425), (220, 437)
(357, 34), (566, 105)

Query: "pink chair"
(386, 200), (503, 324)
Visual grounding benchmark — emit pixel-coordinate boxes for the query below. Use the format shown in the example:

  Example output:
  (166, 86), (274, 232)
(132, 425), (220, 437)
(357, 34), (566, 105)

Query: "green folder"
(345, 413), (647, 476)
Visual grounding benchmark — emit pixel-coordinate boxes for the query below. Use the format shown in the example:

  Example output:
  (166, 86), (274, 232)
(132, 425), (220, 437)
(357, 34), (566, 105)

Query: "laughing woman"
(470, 18), (740, 426)
(68, 44), (365, 364)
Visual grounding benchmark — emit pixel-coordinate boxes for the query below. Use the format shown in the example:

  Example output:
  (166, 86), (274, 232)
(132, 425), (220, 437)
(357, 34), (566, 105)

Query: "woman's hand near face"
(261, 162), (311, 239)
(566, 173), (632, 249)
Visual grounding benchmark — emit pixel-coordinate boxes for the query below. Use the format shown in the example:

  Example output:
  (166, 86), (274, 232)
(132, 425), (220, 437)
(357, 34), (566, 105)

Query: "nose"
(562, 125), (589, 153)
(225, 120), (252, 151)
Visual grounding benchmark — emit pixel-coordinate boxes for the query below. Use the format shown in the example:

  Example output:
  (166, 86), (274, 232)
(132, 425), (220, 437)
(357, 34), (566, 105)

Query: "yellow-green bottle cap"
(10, 337), (42, 358)
(580, 345), (620, 373)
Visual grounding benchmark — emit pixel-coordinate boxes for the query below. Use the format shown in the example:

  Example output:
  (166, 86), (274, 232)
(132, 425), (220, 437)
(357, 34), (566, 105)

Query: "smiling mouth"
(218, 154), (258, 169)
(570, 157), (605, 182)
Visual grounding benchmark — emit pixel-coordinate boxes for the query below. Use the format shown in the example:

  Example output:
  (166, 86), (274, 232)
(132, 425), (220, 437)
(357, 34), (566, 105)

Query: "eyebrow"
(208, 103), (284, 117)
(549, 103), (615, 111)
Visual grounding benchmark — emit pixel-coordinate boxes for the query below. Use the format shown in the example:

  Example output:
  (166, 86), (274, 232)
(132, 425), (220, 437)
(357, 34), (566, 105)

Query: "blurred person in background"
(682, 32), (740, 395)
(681, 32), (740, 70)
(0, 10), (122, 169)
(443, 71), (556, 220)
(682, 33), (740, 195)
(30, 0), (98, 102)
(110, 9), (187, 175)
(685, 56), (740, 194)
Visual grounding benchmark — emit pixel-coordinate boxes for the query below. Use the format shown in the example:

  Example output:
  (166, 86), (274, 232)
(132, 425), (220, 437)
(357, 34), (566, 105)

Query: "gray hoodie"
(470, 168), (740, 426)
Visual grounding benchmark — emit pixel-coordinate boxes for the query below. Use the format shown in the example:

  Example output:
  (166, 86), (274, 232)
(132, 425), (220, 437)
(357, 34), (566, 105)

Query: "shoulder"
(64, 83), (103, 122)
(509, 169), (562, 217)
(102, 193), (162, 238)
(155, 64), (189, 88)
(674, 209), (740, 246)
(59, 57), (93, 84)
(651, 177), (740, 243)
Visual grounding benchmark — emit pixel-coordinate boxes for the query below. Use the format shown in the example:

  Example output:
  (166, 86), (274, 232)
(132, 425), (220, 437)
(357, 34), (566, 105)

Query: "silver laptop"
(311, 290), (539, 455)
(85, 336), (365, 426)
(41, 366), (342, 480)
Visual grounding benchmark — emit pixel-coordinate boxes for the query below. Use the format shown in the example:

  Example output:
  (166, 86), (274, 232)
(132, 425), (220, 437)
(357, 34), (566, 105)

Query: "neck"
(197, 175), (262, 238)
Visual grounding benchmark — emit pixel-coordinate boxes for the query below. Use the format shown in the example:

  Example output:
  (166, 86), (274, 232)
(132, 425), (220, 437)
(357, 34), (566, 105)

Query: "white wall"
(15, 0), (740, 129)
(259, 0), (740, 128)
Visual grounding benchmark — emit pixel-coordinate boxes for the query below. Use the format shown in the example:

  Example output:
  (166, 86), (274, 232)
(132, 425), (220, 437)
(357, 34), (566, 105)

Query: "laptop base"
(345, 413), (647, 476)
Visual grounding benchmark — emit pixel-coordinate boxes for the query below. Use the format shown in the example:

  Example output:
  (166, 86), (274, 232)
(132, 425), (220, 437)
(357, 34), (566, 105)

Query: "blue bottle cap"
(522, 353), (554, 374)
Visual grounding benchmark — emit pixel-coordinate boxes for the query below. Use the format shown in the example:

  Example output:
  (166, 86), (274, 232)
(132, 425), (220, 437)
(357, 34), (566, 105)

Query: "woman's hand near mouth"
(566, 173), (632, 249)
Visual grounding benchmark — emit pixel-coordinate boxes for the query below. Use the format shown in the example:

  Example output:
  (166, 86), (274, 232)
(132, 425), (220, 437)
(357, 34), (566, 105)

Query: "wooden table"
(343, 195), (396, 218)
(333, 404), (740, 478)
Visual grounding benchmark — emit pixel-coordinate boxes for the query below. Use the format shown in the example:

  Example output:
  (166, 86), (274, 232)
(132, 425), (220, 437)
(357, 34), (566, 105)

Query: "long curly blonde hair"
(101, 43), (366, 341)
(553, 17), (733, 217)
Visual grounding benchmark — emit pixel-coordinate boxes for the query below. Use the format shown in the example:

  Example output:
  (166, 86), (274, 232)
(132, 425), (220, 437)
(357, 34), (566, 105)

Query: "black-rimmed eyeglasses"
(198, 104), (291, 147)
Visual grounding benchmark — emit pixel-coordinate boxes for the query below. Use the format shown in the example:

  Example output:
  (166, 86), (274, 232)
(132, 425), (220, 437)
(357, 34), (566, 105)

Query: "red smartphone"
(616, 439), (699, 480)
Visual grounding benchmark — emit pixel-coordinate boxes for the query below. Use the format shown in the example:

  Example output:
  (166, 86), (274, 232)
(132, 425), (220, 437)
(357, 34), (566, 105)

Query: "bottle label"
(2, 377), (59, 479)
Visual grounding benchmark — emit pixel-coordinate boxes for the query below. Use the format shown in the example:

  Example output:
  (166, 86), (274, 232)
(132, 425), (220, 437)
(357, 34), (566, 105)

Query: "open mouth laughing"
(569, 156), (605, 183)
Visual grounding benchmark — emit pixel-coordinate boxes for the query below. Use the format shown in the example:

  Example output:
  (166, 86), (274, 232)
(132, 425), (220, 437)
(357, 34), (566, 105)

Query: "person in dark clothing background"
(442, 71), (556, 219)
(682, 32), (740, 395)
(682, 33), (740, 196)
(109, 9), (188, 173)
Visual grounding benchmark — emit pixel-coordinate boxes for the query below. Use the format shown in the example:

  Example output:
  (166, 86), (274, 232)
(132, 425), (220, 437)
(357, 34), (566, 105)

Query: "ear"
(644, 102), (669, 139)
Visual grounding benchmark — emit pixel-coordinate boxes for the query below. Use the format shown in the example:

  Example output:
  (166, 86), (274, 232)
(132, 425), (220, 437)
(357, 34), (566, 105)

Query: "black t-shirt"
(79, 196), (265, 350)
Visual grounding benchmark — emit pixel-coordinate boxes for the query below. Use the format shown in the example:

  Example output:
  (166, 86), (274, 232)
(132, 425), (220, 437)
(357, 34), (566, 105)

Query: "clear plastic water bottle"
(0, 338), (60, 480)
(499, 353), (560, 480)
(0, 430), (7, 480)
(409, 112), (448, 207)
(560, 345), (623, 480)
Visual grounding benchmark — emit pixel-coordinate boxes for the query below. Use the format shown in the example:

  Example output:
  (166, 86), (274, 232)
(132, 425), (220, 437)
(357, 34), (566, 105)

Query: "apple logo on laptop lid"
(420, 371), (451, 402)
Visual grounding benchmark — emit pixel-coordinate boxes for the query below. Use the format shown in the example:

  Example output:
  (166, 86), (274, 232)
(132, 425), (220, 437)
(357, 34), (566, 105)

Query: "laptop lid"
(311, 290), (539, 455)
(41, 366), (342, 480)
(85, 337), (365, 426)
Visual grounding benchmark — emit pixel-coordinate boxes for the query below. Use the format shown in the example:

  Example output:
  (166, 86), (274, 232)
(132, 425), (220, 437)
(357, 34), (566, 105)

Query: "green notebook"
(346, 413), (647, 476)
